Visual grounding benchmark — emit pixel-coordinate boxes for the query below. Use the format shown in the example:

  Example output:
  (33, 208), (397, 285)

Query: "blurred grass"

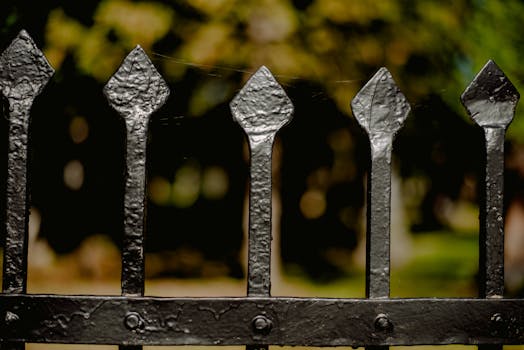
(277, 230), (479, 298)
(392, 231), (478, 298)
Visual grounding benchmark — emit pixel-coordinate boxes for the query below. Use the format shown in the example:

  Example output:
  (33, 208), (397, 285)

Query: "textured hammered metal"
(0, 29), (54, 350)
(104, 46), (169, 297)
(0, 28), (523, 349)
(230, 66), (293, 297)
(1, 295), (524, 346)
(351, 68), (410, 299)
(0, 30), (54, 295)
(105, 46), (169, 350)
(462, 60), (519, 301)
(461, 60), (519, 128)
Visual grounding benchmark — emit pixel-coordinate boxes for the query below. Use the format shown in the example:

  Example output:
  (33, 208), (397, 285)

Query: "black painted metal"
(351, 67), (410, 299)
(0, 30), (523, 349)
(0, 30), (54, 350)
(461, 59), (519, 350)
(461, 60), (519, 299)
(104, 45), (170, 297)
(351, 67), (410, 350)
(0, 30), (54, 295)
(230, 66), (293, 350)
(1, 295), (524, 346)
(230, 66), (293, 297)
(104, 45), (170, 350)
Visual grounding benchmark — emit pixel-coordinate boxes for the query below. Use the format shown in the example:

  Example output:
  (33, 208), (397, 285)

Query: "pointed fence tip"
(104, 47), (169, 117)
(0, 29), (54, 98)
(255, 65), (271, 76)
(9, 29), (39, 54)
(351, 67), (410, 136)
(230, 65), (293, 135)
(241, 65), (275, 87)
(131, 44), (145, 55)
(375, 66), (390, 75)
(124, 45), (148, 62)
(461, 59), (519, 128)
(480, 59), (503, 79)
(17, 29), (30, 39)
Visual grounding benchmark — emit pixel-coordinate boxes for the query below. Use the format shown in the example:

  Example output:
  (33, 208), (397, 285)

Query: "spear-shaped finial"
(351, 67), (410, 138)
(231, 66), (293, 138)
(230, 66), (293, 297)
(461, 60), (519, 300)
(461, 59), (519, 129)
(0, 30), (54, 101)
(104, 46), (169, 299)
(104, 45), (169, 118)
(1, 30), (54, 296)
(351, 67), (410, 299)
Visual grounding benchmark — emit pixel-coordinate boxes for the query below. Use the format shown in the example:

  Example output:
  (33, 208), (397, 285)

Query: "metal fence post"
(104, 45), (169, 350)
(0, 30), (54, 350)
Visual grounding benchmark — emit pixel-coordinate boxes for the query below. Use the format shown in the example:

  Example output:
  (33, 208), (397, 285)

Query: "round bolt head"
(491, 313), (503, 324)
(252, 315), (272, 335)
(490, 313), (504, 336)
(374, 313), (392, 331)
(165, 316), (177, 330)
(5, 311), (19, 325)
(124, 312), (142, 330)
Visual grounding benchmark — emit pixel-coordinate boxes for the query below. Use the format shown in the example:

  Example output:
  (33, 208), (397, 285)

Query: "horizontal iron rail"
(0, 295), (523, 346)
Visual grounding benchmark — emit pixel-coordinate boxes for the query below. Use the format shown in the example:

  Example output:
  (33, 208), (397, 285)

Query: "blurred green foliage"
(40, 0), (524, 135)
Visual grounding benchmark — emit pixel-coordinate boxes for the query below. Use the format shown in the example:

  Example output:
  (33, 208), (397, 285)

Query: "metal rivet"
(491, 313), (503, 324)
(252, 315), (272, 335)
(491, 313), (504, 330)
(375, 313), (392, 331)
(165, 316), (177, 330)
(490, 313), (504, 336)
(124, 312), (142, 330)
(5, 311), (19, 325)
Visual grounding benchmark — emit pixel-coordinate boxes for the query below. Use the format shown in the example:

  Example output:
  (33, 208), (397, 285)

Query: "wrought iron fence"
(0, 30), (523, 349)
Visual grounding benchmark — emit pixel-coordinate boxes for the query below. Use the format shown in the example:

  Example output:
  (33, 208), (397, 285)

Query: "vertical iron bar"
(481, 127), (505, 299)
(104, 46), (169, 350)
(351, 68), (410, 299)
(366, 136), (393, 298)
(461, 60), (519, 350)
(120, 118), (149, 297)
(230, 66), (293, 297)
(351, 68), (410, 350)
(246, 135), (275, 297)
(0, 30), (53, 350)
(3, 93), (31, 296)
(230, 66), (293, 350)
(477, 127), (505, 350)
(365, 139), (393, 350)
(120, 118), (149, 350)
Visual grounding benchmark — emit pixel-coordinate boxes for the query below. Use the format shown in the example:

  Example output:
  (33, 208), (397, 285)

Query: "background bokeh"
(1, 0), (524, 309)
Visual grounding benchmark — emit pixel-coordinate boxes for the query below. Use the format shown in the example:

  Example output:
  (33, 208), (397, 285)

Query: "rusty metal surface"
(351, 68), (410, 299)
(1, 295), (524, 346)
(104, 46), (169, 297)
(230, 66), (293, 297)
